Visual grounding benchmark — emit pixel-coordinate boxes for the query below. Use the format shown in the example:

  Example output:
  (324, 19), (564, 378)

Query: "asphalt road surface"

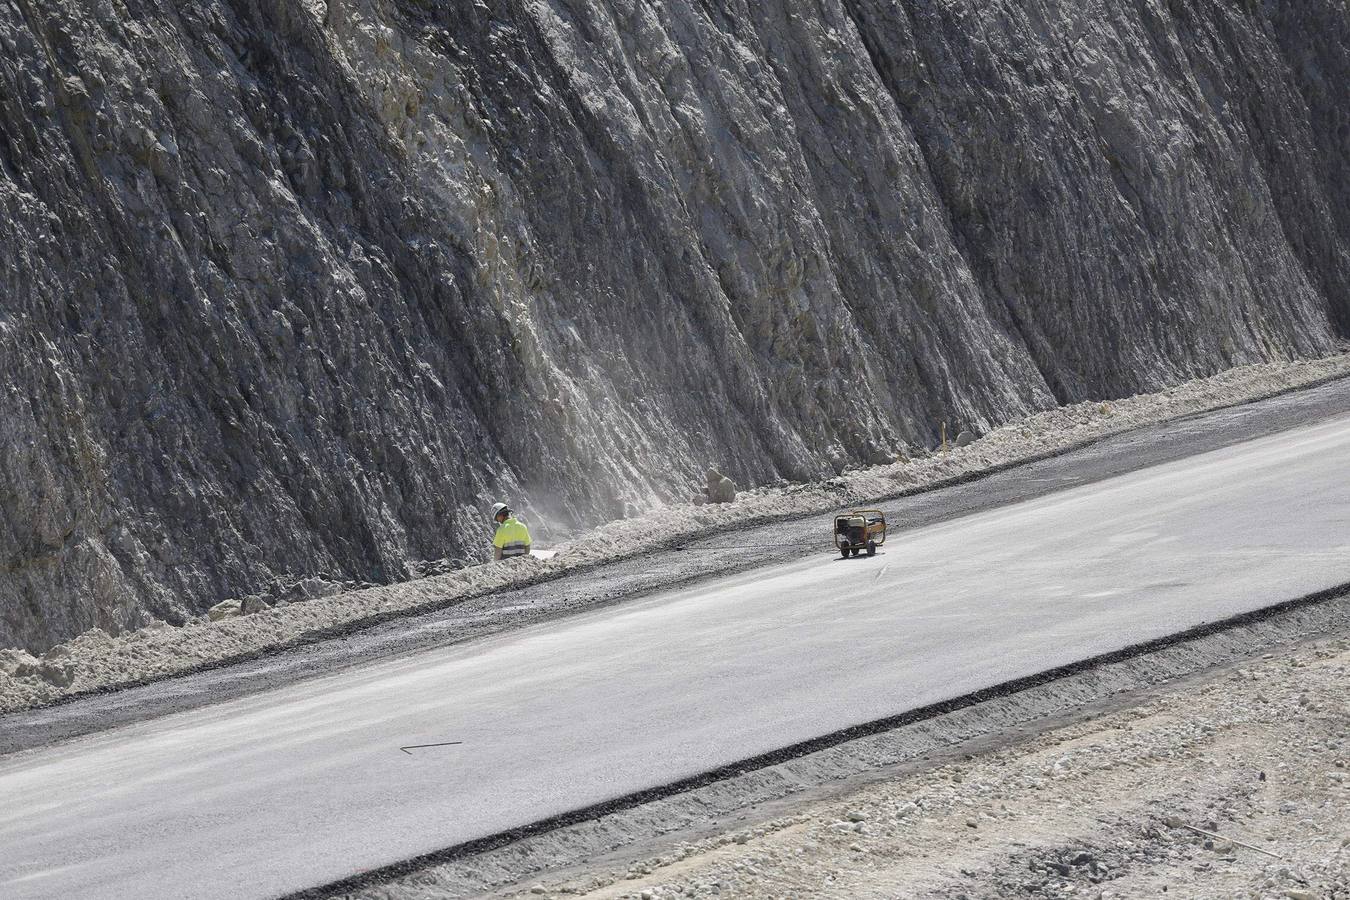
(3, 413), (1349, 900)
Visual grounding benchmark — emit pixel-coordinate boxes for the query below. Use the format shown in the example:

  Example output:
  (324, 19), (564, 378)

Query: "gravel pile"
(3, 354), (1349, 714)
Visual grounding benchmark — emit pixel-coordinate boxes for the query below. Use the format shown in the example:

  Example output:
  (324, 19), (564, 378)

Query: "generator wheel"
(851, 547), (861, 557)
(840, 546), (850, 559)
(866, 542), (876, 557)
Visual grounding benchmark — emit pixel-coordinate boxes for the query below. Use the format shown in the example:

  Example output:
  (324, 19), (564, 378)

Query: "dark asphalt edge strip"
(8, 368), (1350, 719)
(280, 580), (1350, 900)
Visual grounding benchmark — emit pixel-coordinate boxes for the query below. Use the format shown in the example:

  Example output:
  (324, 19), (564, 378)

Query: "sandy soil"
(522, 636), (1350, 900)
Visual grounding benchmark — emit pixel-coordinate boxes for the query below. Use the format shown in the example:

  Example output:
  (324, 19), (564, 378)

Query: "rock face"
(2, 0), (1347, 650)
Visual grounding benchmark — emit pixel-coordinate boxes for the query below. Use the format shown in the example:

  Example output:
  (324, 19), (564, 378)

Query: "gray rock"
(705, 469), (739, 504)
(955, 430), (976, 448)
(239, 596), (271, 616)
(207, 600), (241, 622)
(863, 443), (896, 466)
(294, 579), (343, 602)
(42, 659), (77, 687)
(1, 0), (1347, 651)
(0, 648), (40, 676)
(14, 658), (78, 687)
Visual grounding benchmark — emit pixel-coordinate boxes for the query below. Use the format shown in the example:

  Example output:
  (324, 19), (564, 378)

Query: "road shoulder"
(340, 593), (1350, 900)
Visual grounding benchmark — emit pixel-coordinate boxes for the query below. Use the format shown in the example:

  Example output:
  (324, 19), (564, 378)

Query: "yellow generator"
(833, 509), (886, 558)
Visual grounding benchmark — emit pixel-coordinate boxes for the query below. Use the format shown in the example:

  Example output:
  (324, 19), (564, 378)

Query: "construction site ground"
(494, 625), (1350, 900)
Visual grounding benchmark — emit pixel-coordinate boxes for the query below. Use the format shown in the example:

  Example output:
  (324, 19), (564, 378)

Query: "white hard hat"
(490, 502), (510, 521)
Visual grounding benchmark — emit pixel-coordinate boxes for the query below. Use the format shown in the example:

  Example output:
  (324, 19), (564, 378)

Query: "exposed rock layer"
(1, 0), (1347, 650)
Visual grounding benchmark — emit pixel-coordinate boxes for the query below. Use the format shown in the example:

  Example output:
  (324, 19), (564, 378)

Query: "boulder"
(295, 578), (344, 601)
(867, 446), (895, 466)
(955, 430), (976, 447)
(14, 657), (77, 687)
(239, 595), (272, 615)
(0, 648), (40, 677)
(39, 659), (77, 687)
(207, 599), (242, 621)
(705, 469), (738, 504)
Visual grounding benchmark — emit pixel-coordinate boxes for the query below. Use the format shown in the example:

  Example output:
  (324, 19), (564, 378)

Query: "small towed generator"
(833, 509), (886, 558)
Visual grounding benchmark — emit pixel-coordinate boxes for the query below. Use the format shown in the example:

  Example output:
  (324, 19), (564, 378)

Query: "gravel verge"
(3, 353), (1350, 718)
(331, 593), (1350, 900)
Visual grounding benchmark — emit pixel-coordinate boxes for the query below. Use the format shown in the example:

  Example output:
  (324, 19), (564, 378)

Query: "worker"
(490, 502), (532, 560)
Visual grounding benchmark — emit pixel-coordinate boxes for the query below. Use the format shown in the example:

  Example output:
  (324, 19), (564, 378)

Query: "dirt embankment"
(527, 636), (1350, 900)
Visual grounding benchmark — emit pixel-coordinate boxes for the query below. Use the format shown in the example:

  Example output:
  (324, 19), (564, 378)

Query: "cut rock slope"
(2, 0), (1348, 649)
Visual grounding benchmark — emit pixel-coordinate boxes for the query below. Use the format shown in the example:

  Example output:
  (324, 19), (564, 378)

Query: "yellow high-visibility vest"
(493, 517), (532, 557)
